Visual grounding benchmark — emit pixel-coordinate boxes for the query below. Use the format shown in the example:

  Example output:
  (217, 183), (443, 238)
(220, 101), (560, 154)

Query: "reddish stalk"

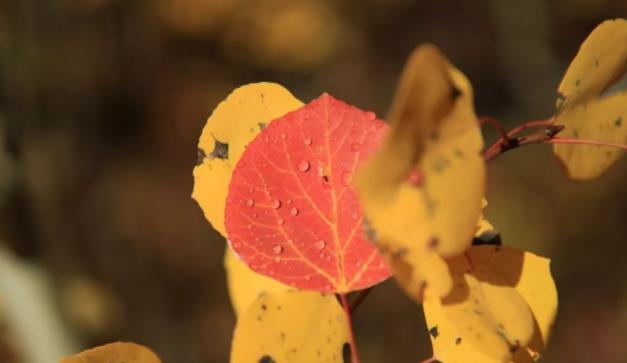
(482, 117), (555, 161)
(339, 293), (361, 363)
(547, 137), (627, 150)
(349, 287), (373, 314)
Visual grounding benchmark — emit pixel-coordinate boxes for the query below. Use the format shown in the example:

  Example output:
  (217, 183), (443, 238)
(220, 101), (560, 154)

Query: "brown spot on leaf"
(209, 138), (229, 160)
(258, 355), (276, 363)
(429, 326), (439, 338)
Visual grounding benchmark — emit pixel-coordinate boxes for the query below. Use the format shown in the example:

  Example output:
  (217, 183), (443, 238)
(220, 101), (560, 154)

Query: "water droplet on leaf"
(351, 142), (361, 152)
(245, 198), (255, 207)
(271, 199), (281, 209)
(298, 160), (310, 172)
(273, 245), (283, 254)
(304, 138), (312, 146)
(315, 240), (326, 250)
(290, 207), (299, 216)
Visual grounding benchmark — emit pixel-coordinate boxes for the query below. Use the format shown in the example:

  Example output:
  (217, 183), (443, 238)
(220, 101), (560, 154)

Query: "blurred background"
(0, 0), (626, 362)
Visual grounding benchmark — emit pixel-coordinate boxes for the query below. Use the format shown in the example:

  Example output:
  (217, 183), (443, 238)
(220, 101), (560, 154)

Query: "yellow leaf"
(60, 342), (161, 363)
(192, 82), (304, 236)
(553, 19), (627, 180)
(554, 91), (627, 180)
(556, 18), (627, 111)
(356, 45), (485, 301)
(423, 246), (558, 363)
(224, 248), (290, 316)
(230, 290), (352, 363)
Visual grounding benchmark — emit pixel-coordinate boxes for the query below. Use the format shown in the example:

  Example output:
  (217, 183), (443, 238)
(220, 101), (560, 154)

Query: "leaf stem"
(339, 293), (361, 363)
(482, 117), (561, 162)
(349, 287), (373, 314)
(546, 137), (627, 150)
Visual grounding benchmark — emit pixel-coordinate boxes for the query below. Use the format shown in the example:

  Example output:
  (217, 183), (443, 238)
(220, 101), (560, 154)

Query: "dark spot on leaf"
(454, 148), (464, 158)
(256, 315), (263, 321)
(455, 337), (462, 345)
(342, 342), (352, 363)
(429, 326), (439, 338)
(428, 237), (439, 250)
(261, 304), (267, 310)
(280, 332), (286, 340)
(615, 117), (623, 127)
(258, 355), (276, 363)
(391, 247), (408, 259)
(473, 309), (483, 316)
(432, 157), (451, 173)
(509, 340), (520, 353)
(472, 230), (502, 246)
(196, 148), (206, 166)
(450, 84), (462, 101)
(595, 58), (599, 67)
(363, 218), (378, 243)
(259, 122), (267, 130)
(430, 131), (440, 140)
(209, 137), (229, 160)
(575, 79), (581, 87)
(322, 175), (330, 182)
(555, 93), (566, 113)
(573, 129), (579, 138)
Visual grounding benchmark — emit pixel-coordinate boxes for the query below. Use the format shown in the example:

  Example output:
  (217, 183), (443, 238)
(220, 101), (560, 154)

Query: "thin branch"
(484, 124), (564, 162)
(546, 137), (627, 150)
(339, 293), (361, 363)
(483, 117), (555, 161)
(479, 116), (512, 147)
(349, 287), (373, 314)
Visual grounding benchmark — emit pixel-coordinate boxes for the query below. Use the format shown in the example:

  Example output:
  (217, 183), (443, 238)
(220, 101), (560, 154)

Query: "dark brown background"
(0, 0), (626, 362)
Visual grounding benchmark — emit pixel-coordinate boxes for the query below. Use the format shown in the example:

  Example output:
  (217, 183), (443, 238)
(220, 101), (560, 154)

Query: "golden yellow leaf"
(554, 91), (627, 180)
(192, 82), (304, 236)
(556, 18), (627, 111)
(423, 246), (557, 363)
(553, 19), (627, 180)
(224, 248), (290, 316)
(355, 45), (485, 301)
(230, 290), (352, 363)
(60, 342), (161, 363)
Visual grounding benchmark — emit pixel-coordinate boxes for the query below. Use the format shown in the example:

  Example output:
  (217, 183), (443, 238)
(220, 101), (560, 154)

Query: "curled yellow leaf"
(423, 246), (558, 363)
(192, 82), (304, 236)
(553, 18), (627, 180)
(356, 45), (485, 301)
(60, 342), (161, 363)
(230, 290), (352, 363)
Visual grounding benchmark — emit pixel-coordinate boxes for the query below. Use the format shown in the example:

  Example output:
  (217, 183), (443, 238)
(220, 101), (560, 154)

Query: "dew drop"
(280, 133), (287, 139)
(278, 218), (285, 225)
(245, 198), (255, 207)
(351, 142), (361, 152)
(272, 245), (284, 254)
(290, 207), (299, 216)
(286, 199), (293, 204)
(341, 171), (353, 186)
(315, 240), (326, 250)
(252, 213), (257, 219)
(271, 199), (281, 209)
(298, 160), (310, 172)
(304, 137), (312, 146)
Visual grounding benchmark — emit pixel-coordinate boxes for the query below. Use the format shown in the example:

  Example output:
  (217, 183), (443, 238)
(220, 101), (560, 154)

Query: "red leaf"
(225, 94), (391, 293)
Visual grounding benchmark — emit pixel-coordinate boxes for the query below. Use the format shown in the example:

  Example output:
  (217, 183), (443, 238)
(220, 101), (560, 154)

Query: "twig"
(339, 293), (361, 363)
(349, 287), (373, 314)
(546, 137), (627, 150)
